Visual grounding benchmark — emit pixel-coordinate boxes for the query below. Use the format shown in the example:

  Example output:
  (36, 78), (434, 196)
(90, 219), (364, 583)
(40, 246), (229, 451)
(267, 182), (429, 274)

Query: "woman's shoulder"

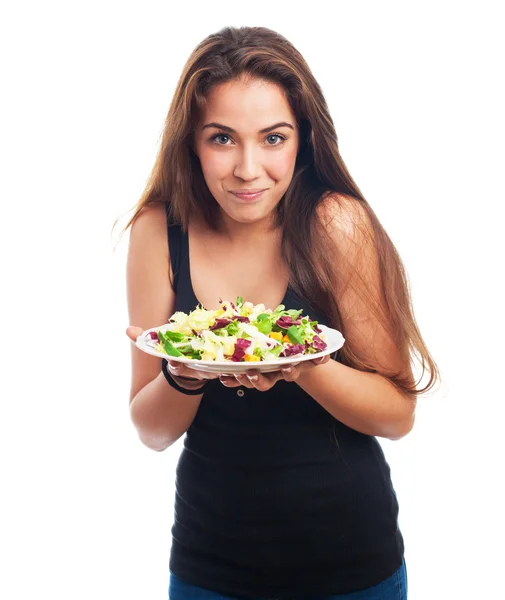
(316, 192), (371, 243)
(132, 201), (169, 232)
(129, 202), (170, 261)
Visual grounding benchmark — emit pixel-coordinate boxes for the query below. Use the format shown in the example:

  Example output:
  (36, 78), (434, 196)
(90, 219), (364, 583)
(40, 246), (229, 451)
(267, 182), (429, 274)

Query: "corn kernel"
(282, 335), (290, 343)
(244, 354), (261, 362)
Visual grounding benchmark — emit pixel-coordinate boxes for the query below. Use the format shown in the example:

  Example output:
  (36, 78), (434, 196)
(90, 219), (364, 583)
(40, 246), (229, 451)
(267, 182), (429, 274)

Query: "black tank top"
(166, 218), (404, 598)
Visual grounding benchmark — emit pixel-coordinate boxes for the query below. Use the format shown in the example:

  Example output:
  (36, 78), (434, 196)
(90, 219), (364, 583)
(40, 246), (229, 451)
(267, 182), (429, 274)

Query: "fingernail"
(247, 375), (259, 381)
(282, 367), (292, 374)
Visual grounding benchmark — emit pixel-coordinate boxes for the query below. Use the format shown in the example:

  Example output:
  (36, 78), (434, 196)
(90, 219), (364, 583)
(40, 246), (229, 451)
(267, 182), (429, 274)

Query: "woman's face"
(193, 78), (299, 226)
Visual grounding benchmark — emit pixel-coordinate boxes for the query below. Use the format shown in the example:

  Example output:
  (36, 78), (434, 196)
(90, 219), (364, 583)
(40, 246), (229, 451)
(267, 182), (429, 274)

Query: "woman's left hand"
(219, 354), (331, 392)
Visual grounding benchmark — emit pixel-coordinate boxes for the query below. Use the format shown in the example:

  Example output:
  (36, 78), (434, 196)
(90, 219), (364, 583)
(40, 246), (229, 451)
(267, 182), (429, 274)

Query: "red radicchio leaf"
(236, 338), (251, 349)
(233, 316), (250, 323)
(313, 324), (322, 334)
(209, 318), (233, 331)
(276, 316), (301, 329)
(231, 338), (252, 362)
(148, 331), (159, 340)
(280, 343), (305, 357)
(312, 335), (327, 351)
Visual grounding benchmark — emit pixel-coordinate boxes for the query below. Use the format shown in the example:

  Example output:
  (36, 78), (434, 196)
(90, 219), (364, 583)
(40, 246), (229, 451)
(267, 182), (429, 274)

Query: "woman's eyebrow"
(202, 121), (295, 134)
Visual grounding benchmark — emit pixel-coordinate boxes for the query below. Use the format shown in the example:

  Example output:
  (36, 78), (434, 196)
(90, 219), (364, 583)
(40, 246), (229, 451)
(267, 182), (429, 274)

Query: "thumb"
(126, 326), (144, 342)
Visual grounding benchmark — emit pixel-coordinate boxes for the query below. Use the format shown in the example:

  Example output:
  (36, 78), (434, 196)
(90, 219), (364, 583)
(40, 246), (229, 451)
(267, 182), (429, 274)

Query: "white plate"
(135, 324), (345, 375)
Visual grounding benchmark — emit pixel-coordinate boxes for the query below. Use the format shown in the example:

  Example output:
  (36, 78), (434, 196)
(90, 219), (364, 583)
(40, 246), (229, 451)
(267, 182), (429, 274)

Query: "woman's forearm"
(129, 372), (204, 451)
(296, 360), (416, 440)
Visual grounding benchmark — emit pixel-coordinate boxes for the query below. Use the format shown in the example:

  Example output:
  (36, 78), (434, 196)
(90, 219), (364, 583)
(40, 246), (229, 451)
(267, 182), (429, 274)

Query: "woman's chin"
(219, 203), (272, 225)
(231, 211), (273, 226)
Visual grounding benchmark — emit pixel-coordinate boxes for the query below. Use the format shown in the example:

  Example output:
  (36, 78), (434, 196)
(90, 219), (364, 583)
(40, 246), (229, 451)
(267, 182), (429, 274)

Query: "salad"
(143, 296), (328, 362)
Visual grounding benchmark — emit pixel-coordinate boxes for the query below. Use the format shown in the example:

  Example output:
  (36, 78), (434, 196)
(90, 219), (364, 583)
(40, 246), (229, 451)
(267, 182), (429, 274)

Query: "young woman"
(117, 26), (440, 600)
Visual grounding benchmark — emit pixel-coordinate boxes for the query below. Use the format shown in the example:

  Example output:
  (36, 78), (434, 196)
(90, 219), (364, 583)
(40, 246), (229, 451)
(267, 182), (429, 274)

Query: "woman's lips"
(229, 190), (267, 201)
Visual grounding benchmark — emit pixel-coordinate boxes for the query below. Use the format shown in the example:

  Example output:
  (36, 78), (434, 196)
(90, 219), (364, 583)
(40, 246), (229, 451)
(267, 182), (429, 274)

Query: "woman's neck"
(215, 209), (281, 246)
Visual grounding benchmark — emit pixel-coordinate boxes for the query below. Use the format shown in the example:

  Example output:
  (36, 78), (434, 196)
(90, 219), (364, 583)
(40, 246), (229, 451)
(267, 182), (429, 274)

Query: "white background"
(1, 1), (504, 598)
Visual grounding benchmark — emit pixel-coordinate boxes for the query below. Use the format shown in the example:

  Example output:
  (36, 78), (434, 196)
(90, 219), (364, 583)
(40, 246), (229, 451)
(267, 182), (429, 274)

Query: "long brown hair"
(112, 26), (440, 397)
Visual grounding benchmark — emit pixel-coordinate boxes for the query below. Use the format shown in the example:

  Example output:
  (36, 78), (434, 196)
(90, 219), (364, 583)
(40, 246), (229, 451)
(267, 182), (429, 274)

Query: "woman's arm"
(129, 369), (204, 451)
(130, 368), (203, 452)
(126, 204), (203, 452)
(296, 361), (415, 440)
(298, 195), (417, 440)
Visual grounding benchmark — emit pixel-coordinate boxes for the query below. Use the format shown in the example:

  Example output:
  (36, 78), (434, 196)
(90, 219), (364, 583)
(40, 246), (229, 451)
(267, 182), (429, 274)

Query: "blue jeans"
(169, 560), (408, 599)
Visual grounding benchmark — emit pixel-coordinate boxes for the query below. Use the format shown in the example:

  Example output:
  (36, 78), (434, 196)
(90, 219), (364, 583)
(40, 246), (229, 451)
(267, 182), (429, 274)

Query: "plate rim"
(135, 324), (344, 372)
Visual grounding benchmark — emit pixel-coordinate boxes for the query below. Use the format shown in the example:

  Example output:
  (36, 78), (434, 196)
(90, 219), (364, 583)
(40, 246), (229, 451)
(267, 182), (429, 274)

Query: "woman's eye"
(266, 134), (285, 145)
(210, 133), (286, 146)
(212, 134), (231, 145)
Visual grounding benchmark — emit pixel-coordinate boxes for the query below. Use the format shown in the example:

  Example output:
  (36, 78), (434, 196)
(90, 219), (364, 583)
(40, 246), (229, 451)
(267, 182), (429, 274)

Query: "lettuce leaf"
(255, 313), (272, 335)
(225, 321), (240, 336)
(268, 345), (283, 358)
(161, 338), (182, 357)
(286, 325), (304, 345)
(160, 330), (186, 342)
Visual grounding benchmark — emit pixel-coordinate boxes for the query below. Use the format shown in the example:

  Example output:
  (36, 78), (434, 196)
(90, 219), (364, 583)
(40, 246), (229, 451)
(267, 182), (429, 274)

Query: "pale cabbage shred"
(160, 300), (287, 361)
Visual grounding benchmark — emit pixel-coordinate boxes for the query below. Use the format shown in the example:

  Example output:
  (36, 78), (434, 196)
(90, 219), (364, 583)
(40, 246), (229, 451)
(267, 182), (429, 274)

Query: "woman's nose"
(233, 146), (262, 180)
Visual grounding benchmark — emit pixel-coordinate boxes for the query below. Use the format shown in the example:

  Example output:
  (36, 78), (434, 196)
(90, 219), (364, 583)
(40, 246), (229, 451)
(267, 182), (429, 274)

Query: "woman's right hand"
(126, 326), (220, 382)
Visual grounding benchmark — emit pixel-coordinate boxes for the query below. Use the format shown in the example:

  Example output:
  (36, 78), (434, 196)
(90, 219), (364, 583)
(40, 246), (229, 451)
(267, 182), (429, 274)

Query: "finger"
(245, 370), (281, 392)
(234, 373), (256, 388)
(126, 326), (144, 342)
(189, 367), (221, 380)
(244, 369), (262, 388)
(171, 363), (221, 381)
(167, 361), (185, 377)
(167, 361), (201, 380)
(219, 375), (242, 387)
(280, 365), (298, 382)
(167, 361), (207, 381)
(314, 354), (331, 365)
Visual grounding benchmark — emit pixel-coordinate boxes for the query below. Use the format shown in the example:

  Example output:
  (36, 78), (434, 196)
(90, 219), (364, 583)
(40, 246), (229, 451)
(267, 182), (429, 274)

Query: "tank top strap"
(165, 205), (184, 291)
(165, 205), (196, 309)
